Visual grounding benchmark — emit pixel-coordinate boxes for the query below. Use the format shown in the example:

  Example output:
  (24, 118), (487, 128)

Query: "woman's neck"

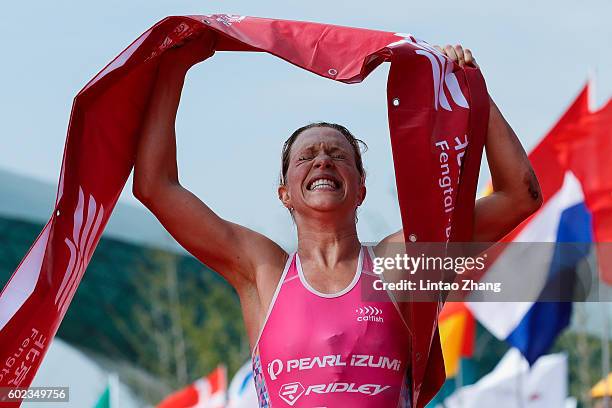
(295, 220), (361, 266)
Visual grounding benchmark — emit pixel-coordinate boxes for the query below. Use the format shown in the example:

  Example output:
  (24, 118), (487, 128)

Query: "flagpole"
(576, 302), (592, 407)
(165, 232), (188, 385)
(110, 372), (119, 408)
(589, 69), (611, 408)
(454, 358), (463, 408)
(516, 353), (525, 408)
(587, 68), (597, 112)
(602, 301), (610, 408)
(222, 363), (229, 407)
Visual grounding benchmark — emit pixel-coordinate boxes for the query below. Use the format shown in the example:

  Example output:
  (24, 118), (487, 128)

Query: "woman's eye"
(298, 156), (312, 161)
(332, 154), (345, 159)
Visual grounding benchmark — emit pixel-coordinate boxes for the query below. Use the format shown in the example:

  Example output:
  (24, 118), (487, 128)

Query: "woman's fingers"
(453, 44), (465, 67)
(171, 31), (215, 52)
(429, 44), (479, 69)
(464, 48), (479, 68)
(444, 44), (458, 63)
(162, 31), (216, 70)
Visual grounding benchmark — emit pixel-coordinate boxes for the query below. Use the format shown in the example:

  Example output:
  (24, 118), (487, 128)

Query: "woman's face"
(279, 127), (366, 219)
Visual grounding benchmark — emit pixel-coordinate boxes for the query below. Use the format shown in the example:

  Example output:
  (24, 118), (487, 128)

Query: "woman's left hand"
(434, 44), (479, 68)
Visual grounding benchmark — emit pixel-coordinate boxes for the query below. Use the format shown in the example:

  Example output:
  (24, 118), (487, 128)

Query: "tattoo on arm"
(524, 168), (540, 201)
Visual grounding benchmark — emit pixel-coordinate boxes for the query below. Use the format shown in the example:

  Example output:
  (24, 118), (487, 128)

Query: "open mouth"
(306, 177), (342, 192)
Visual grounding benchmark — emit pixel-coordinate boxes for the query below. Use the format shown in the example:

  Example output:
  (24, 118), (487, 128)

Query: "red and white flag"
(0, 14), (489, 407)
(157, 365), (227, 408)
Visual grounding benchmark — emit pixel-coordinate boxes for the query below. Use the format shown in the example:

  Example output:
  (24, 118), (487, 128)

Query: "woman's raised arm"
(472, 96), (543, 241)
(379, 44), (542, 245)
(132, 34), (287, 291)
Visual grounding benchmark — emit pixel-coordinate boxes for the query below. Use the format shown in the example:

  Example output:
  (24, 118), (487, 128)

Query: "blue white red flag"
(469, 82), (612, 363)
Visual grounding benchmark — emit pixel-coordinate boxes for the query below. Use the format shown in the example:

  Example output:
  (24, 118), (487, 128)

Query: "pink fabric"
(252, 247), (412, 407)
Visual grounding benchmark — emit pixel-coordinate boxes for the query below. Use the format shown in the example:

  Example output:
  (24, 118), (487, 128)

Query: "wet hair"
(279, 122), (368, 186)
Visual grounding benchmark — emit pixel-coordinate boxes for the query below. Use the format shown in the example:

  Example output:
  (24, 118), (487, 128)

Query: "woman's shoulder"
(252, 244), (291, 290)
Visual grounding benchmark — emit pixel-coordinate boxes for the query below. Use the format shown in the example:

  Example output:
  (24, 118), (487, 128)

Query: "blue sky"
(1, 0), (611, 249)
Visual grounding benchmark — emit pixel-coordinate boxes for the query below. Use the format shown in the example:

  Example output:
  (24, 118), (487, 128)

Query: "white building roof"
(0, 166), (184, 253)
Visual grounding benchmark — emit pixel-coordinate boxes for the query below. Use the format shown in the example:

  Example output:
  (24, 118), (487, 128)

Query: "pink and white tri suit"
(251, 246), (412, 407)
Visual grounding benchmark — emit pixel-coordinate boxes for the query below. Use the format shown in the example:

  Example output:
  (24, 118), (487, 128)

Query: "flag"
(157, 365), (227, 408)
(439, 302), (475, 377)
(0, 15), (489, 406)
(443, 349), (568, 407)
(94, 373), (118, 408)
(590, 372), (612, 398)
(555, 95), (612, 284)
(227, 361), (258, 408)
(93, 386), (110, 408)
(468, 83), (598, 364)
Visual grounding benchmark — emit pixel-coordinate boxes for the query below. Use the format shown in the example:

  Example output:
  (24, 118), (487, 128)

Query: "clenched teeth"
(308, 178), (339, 191)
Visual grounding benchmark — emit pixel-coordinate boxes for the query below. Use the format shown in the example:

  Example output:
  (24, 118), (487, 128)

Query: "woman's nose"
(313, 153), (333, 168)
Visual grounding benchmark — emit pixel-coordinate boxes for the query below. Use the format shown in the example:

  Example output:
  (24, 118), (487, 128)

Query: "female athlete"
(132, 33), (542, 407)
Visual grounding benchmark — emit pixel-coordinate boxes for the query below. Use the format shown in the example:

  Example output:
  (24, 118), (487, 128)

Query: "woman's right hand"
(160, 31), (216, 73)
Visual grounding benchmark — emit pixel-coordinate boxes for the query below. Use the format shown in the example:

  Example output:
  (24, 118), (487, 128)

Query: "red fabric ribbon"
(0, 14), (488, 407)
